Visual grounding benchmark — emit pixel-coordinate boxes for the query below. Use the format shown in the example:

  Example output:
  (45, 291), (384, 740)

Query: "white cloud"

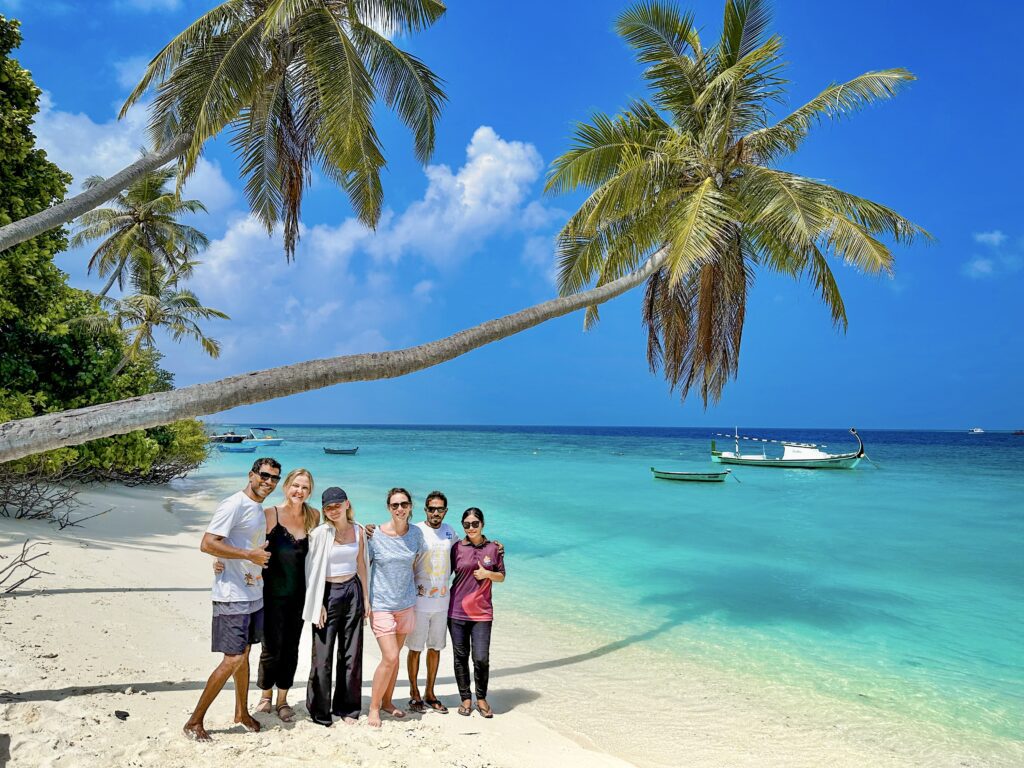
(365, 126), (549, 266)
(973, 230), (1007, 248)
(963, 257), (995, 279)
(31, 92), (234, 211)
(521, 234), (558, 285)
(963, 230), (1023, 279)
(412, 279), (435, 301)
(113, 55), (150, 91)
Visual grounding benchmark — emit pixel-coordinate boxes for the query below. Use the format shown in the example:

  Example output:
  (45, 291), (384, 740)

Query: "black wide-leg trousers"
(307, 578), (364, 724)
(257, 594), (304, 690)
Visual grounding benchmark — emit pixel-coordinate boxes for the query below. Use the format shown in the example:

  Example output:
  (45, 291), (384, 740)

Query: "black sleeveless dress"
(256, 507), (309, 691)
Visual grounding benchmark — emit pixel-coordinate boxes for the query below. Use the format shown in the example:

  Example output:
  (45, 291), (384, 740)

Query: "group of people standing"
(183, 458), (506, 741)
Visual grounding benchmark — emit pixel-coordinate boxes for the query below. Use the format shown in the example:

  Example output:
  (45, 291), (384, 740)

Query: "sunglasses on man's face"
(463, 520), (481, 529)
(426, 506), (447, 513)
(389, 501), (412, 510)
(255, 471), (281, 482)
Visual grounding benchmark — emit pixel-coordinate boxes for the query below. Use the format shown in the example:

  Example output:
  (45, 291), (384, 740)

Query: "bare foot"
(342, 716), (358, 725)
(368, 709), (382, 728)
(183, 722), (211, 742)
(234, 713), (261, 732)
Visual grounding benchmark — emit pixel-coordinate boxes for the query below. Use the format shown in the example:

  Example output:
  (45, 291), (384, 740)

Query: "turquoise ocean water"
(195, 425), (1023, 741)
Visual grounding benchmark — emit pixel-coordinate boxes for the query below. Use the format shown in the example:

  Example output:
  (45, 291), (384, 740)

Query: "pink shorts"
(371, 606), (416, 638)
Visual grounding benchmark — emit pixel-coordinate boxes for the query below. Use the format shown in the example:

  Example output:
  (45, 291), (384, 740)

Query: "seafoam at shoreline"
(0, 482), (1020, 767)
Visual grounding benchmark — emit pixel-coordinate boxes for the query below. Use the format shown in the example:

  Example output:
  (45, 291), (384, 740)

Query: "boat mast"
(734, 426), (739, 456)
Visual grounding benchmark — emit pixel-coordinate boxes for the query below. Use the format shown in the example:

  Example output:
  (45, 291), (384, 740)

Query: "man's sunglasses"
(426, 506), (447, 513)
(463, 520), (481, 529)
(255, 471), (281, 482)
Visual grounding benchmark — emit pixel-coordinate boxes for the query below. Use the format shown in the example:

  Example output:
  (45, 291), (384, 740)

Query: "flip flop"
(424, 697), (449, 714)
(408, 698), (427, 713)
(382, 706), (406, 719)
(254, 697), (273, 714)
(476, 702), (493, 719)
(275, 703), (296, 722)
(457, 703), (472, 716)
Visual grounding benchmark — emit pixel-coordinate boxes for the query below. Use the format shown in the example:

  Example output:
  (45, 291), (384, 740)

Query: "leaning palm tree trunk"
(0, 136), (189, 254)
(0, 249), (668, 463)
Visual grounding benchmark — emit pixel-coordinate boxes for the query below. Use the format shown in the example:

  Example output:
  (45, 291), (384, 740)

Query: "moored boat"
(242, 427), (284, 446)
(217, 443), (257, 453)
(651, 467), (730, 482)
(324, 447), (359, 455)
(711, 428), (866, 469)
(968, 427), (985, 434)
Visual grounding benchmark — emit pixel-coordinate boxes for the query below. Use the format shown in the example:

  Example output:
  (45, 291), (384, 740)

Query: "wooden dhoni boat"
(323, 447), (359, 455)
(711, 427), (866, 469)
(651, 467), (731, 482)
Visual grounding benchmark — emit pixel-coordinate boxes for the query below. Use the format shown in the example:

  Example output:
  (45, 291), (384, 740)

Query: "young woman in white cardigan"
(302, 486), (369, 725)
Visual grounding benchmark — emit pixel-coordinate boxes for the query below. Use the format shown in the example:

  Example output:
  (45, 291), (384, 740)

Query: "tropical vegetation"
(0, 0), (927, 464)
(0, 17), (207, 483)
(71, 165), (209, 297)
(546, 0), (929, 404)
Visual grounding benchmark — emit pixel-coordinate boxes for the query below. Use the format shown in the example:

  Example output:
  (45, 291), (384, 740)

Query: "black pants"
(307, 578), (364, 724)
(257, 594), (304, 690)
(448, 617), (492, 700)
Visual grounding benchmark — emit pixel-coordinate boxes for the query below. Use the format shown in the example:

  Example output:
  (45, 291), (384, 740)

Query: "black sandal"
(425, 697), (449, 714)
(408, 698), (426, 713)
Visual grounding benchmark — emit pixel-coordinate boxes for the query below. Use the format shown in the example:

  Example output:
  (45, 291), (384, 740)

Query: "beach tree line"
(0, 17), (208, 522)
(0, 0), (927, 466)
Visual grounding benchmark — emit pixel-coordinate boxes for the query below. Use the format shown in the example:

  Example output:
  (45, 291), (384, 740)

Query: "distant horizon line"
(202, 421), (1021, 433)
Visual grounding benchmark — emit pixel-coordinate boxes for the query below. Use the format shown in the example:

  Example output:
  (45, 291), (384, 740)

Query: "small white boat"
(217, 443), (257, 453)
(242, 427), (284, 447)
(968, 427), (985, 434)
(711, 428), (866, 470)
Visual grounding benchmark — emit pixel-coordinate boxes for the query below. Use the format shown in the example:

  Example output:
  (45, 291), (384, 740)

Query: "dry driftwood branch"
(0, 540), (52, 593)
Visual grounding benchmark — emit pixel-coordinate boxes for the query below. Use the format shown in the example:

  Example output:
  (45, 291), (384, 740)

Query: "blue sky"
(4, 0), (1022, 429)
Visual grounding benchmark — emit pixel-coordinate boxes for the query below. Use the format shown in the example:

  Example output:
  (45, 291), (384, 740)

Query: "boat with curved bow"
(711, 428), (866, 469)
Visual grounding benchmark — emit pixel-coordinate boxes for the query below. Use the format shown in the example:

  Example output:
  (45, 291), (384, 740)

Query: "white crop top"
(328, 526), (361, 578)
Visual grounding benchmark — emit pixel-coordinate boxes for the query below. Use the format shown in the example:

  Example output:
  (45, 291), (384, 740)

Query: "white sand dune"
(1, 483), (1020, 768)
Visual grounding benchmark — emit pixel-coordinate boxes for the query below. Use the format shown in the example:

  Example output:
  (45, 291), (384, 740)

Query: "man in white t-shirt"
(183, 458), (280, 742)
(405, 490), (458, 713)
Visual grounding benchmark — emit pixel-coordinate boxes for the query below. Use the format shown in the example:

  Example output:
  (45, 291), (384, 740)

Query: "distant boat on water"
(208, 428), (244, 444)
(651, 467), (730, 483)
(968, 427), (985, 434)
(1013, 430), (1024, 436)
(217, 443), (256, 453)
(324, 447), (359, 455)
(711, 427), (866, 469)
(242, 427), (284, 446)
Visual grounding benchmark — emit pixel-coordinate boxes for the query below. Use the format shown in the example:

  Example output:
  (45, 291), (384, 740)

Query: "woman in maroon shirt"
(448, 507), (505, 717)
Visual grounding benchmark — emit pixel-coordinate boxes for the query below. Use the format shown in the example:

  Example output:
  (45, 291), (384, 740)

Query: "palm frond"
(742, 69), (915, 161)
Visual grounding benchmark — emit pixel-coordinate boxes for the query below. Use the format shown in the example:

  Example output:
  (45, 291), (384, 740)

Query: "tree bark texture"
(0, 249), (667, 463)
(0, 136), (189, 254)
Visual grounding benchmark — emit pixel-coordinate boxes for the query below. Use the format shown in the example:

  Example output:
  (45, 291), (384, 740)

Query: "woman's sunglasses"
(462, 520), (481, 529)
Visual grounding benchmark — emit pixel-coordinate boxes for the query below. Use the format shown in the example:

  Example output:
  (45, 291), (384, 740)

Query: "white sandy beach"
(1, 483), (1021, 768)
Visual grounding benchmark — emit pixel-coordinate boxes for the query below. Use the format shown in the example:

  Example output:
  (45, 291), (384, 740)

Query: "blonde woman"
(302, 487), (369, 725)
(215, 467), (318, 722)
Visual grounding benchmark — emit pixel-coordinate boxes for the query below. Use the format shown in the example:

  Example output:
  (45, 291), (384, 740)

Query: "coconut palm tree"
(0, 0), (447, 259)
(79, 252), (228, 376)
(71, 165), (208, 297)
(545, 0), (929, 405)
(0, 0), (927, 463)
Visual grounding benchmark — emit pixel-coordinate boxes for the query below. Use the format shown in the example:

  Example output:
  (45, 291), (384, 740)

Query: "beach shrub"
(0, 15), (208, 494)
